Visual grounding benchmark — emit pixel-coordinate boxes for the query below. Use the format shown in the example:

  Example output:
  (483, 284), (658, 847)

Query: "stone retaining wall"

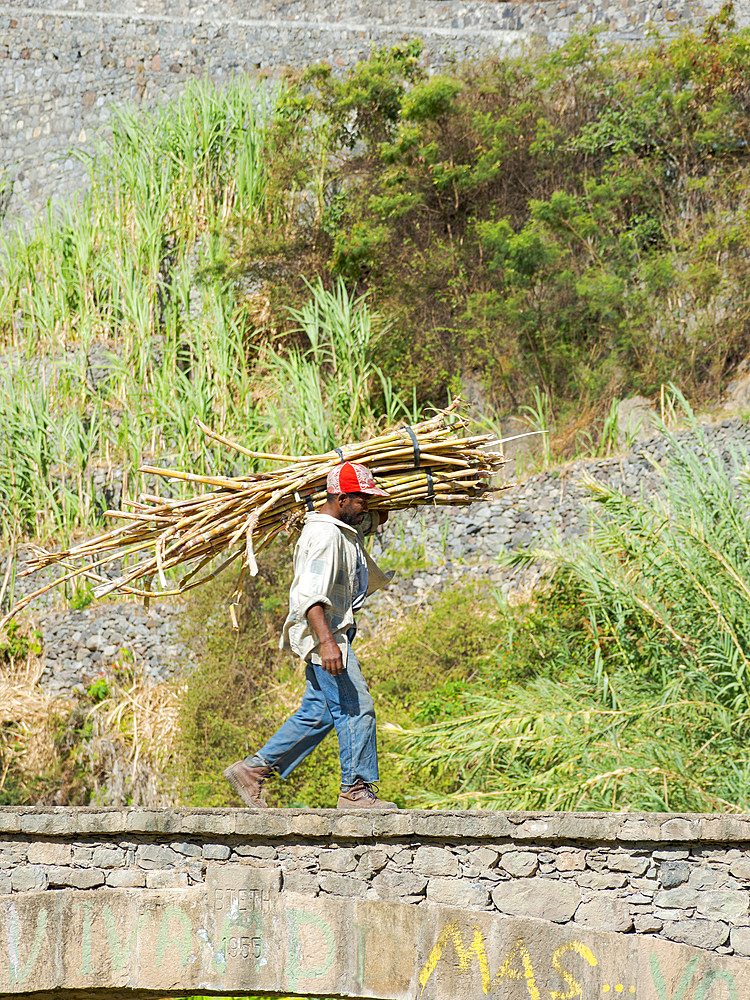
(3, 807), (750, 969)
(0, 0), (740, 217)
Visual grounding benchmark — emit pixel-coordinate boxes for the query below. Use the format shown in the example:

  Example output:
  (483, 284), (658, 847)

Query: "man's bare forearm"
(307, 603), (344, 675)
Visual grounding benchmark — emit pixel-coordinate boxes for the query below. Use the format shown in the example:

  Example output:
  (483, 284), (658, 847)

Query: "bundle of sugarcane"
(5, 400), (509, 628)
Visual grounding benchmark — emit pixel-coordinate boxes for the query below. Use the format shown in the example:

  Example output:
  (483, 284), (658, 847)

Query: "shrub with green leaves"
(265, 5), (750, 428)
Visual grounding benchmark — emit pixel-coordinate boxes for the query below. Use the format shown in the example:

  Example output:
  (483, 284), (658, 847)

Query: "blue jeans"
(247, 633), (378, 785)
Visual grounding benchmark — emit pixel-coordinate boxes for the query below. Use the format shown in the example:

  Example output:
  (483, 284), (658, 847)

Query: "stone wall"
(1, 0), (742, 218)
(2, 807), (750, 997)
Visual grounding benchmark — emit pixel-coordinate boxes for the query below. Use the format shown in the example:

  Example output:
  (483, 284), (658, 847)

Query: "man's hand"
(319, 638), (344, 675)
(307, 603), (345, 675)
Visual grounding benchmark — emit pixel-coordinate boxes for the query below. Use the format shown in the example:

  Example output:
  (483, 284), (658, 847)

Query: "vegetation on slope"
(2, 8), (750, 549)
(5, 406), (750, 817)
(4, 6), (750, 821)
(392, 401), (750, 812)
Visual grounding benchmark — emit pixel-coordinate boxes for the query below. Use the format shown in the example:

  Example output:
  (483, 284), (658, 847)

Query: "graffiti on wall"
(0, 890), (744, 999)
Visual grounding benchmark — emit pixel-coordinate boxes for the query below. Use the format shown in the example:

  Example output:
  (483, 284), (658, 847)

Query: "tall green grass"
(0, 44), (440, 571)
(263, 277), (417, 453)
(1, 80), (274, 351)
(0, 79), (414, 545)
(390, 396), (750, 812)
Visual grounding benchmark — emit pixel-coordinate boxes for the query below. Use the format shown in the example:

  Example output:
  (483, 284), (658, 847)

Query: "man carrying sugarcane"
(224, 461), (398, 810)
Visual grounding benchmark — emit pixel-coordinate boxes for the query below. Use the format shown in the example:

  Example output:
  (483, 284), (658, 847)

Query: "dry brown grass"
(84, 665), (185, 806)
(0, 627), (186, 806)
(0, 652), (63, 791)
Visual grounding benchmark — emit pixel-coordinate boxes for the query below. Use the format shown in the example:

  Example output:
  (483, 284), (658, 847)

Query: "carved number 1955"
(227, 936), (262, 960)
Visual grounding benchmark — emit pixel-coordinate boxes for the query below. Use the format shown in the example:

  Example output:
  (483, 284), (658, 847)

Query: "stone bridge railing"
(1, 807), (750, 997)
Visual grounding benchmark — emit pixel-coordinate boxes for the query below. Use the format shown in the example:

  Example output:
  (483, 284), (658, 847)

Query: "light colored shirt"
(351, 543), (369, 615)
(280, 511), (392, 663)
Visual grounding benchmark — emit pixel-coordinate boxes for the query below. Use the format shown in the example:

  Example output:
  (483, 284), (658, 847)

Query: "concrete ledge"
(2, 807), (750, 843)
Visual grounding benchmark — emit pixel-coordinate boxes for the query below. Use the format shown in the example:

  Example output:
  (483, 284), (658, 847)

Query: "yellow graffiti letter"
(492, 938), (540, 1000)
(549, 941), (598, 1000)
(418, 921), (491, 996)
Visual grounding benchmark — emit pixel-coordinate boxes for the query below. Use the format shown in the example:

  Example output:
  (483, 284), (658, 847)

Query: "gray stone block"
(106, 870), (146, 888)
(20, 814), (73, 836)
(202, 844), (231, 861)
(332, 814), (375, 839)
(730, 926), (750, 956)
(233, 845), (277, 859)
(46, 866), (104, 889)
(660, 861), (691, 888)
(575, 896), (633, 933)
(466, 848), (499, 870)
(91, 847), (125, 868)
(660, 818), (701, 841)
(26, 842), (73, 866)
(319, 848), (357, 873)
(427, 878), (489, 908)
(283, 871), (320, 895)
(11, 865), (48, 892)
(145, 870), (189, 889)
(662, 919), (729, 950)
(578, 871), (628, 890)
(135, 844), (182, 869)
(492, 878), (580, 923)
(171, 841), (202, 858)
(356, 850), (389, 879)
(291, 813), (331, 837)
(689, 867), (740, 891)
(318, 874), (368, 898)
(695, 890), (749, 922)
(126, 811), (182, 835)
(372, 870), (427, 897)
(655, 886), (698, 910)
(555, 851), (586, 872)
(390, 849), (414, 868)
(607, 854), (649, 875)
(634, 914), (663, 933)
(414, 846), (459, 877)
(500, 851), (538, 877)
(729, 858), (750, 880)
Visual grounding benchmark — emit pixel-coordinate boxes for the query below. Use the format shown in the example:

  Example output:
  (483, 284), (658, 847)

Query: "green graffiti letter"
(156, 906), (193, 968)
(695, 970), (738, 1000)
(103, 906), (149, 972)
(287, 910), (335, 992)
(354, 922), (367, 992)
(74, 903), (94, 975)
(649, 954), (700, 1000)
(6, 904), (47, 987)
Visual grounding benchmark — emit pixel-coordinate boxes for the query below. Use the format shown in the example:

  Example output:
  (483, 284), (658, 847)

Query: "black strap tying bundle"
(335, 447), (345, 463)
(295, 490), (315, 511)
(426, 469), (435, 502)
(405, 425), (421, 468)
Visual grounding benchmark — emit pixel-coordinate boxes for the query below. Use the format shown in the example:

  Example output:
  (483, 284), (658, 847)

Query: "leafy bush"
(255, 6), (750, 432)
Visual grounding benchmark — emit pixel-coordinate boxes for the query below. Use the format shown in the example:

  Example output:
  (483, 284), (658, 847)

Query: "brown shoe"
(223, 760), (271, 808)
(337, 780), (398, 810)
